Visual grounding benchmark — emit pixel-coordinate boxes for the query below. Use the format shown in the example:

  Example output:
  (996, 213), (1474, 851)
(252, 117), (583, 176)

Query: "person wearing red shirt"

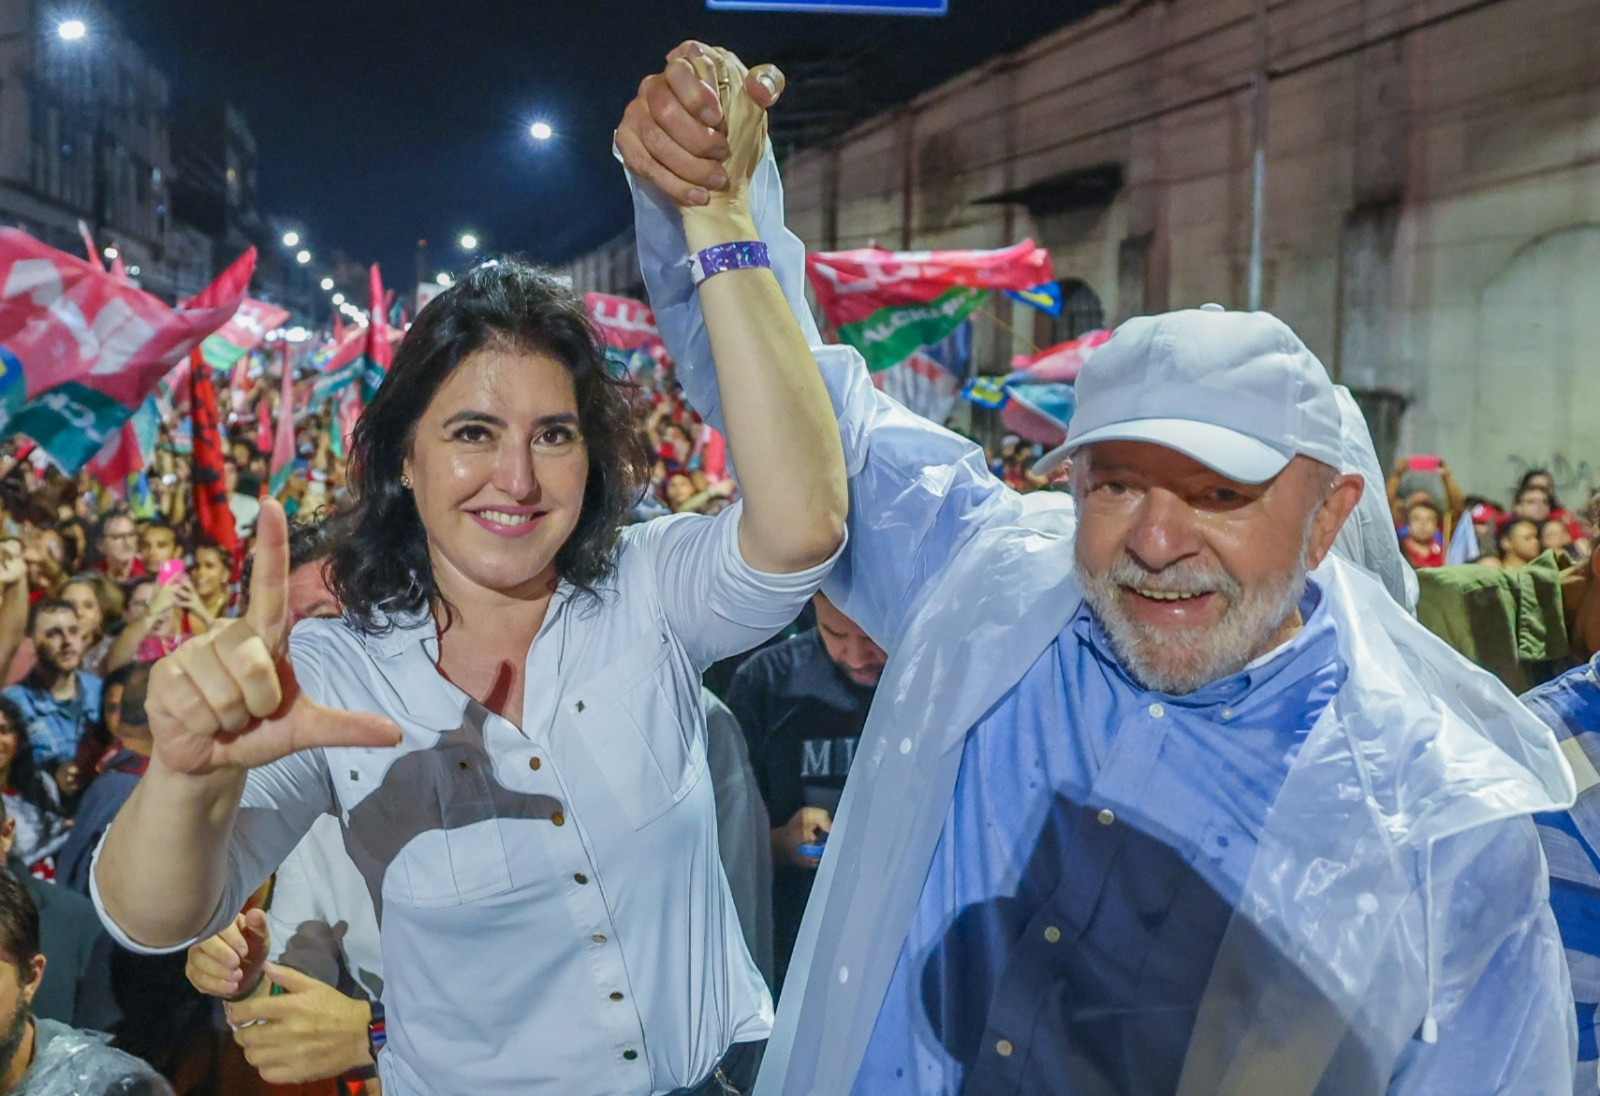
(1400, 498), (1447, 569)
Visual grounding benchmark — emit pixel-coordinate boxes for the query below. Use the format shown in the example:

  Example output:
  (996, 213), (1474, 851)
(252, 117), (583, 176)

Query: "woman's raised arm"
(649, 47), (846, 575)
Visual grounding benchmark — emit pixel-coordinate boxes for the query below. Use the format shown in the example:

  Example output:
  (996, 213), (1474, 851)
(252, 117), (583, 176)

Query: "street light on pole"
(56, 19), (87, 41)
(319, 277), (334, 291)
(282, 230), (300, 248)
(295, 249), (311, 265)
(529, 121), (553, 141)
(458, 232), (478, 252)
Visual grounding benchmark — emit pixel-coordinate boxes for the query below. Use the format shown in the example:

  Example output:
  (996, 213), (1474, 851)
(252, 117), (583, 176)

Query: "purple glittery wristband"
(688, 241), (770, 286)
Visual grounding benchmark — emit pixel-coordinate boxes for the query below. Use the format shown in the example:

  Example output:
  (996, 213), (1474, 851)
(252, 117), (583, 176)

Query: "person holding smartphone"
(1386, 454), (1465, 545)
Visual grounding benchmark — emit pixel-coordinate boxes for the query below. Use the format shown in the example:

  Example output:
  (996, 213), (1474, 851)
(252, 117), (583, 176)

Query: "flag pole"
(974, 304), (1041, 356)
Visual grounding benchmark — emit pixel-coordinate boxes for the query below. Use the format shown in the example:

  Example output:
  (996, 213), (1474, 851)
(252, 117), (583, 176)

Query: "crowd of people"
(1387, 456), (1595, 570)
(0, 39), (1592, 1096)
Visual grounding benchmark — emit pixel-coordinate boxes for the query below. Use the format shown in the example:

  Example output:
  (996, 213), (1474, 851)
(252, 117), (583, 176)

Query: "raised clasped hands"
(145, 497), (400, 776)
(618, 41), (787, 214)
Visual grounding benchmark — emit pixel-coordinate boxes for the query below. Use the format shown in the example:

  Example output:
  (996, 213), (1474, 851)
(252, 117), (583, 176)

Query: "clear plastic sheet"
(18, 1019), (173, 1096)
(628, 143), (1577, 1096)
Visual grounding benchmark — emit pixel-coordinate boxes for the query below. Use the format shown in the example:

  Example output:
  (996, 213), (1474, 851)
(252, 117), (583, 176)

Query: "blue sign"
(708, 0), (946, 14)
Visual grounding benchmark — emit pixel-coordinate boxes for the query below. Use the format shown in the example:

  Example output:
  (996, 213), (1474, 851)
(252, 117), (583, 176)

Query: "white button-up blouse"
(94, 503), (841, 1095)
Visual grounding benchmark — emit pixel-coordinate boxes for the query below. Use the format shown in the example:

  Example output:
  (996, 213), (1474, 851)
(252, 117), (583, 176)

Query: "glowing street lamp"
(436, 272), (454, 287)
(331, 293), (346, 305)
(295, 249), (311, 265)
(319, 277), (334, 291)
(56, 19), (87, 41)
(529, 121), (553, 141)
(282, 231), (300, 248)
(458, 233), (478, 252)
(102, 246), (118, 260)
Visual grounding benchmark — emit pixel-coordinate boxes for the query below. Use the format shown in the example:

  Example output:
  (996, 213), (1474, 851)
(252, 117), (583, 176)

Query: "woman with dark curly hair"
(94, 53), (845, 1096)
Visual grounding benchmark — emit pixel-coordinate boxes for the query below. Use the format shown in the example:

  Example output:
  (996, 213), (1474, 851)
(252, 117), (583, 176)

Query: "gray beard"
(1077, 525), (1315, 696)
(0, 1000), (30, 1081)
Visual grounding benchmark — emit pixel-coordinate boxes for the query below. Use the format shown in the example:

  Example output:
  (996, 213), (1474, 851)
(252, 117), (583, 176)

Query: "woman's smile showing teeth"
(469, 508), (545, 537)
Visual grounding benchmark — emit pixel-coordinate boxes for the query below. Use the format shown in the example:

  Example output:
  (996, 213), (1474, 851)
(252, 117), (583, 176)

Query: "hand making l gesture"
(145, 498), (400, 774)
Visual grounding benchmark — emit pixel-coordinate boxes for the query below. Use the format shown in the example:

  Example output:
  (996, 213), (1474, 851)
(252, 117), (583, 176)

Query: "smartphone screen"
(1407, 455), (1442, 473)
(157, 559), (187, 586)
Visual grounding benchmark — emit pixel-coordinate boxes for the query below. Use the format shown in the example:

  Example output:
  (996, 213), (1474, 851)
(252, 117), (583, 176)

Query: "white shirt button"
(838, 966), (849, 984)
(996, 1039), (1014, 1057)
(1148, 702), (1165, 719)
(899, 738), (912, 755)
(1097, 808), (1116, 826)
(1220, 708), (1235, 721)
(1043, 925), (1061, 943)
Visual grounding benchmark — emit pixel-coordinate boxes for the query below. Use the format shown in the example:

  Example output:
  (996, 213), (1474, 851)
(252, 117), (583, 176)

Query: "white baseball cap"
(1033, 304), (1343, 483)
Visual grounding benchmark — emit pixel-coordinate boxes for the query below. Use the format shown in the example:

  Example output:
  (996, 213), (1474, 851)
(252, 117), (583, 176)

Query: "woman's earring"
(401, 475), (412, 489)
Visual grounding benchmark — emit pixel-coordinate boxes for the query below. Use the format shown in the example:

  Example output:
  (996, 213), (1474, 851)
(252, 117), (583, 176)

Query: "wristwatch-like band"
(688, 241), (770, 286)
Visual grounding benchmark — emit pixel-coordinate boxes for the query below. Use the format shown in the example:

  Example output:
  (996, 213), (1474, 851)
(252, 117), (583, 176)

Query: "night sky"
(102, 0), (1110, 289)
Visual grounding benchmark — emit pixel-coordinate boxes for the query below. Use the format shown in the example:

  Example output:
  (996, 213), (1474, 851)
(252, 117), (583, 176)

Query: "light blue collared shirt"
(853, 583), (1343, 1095)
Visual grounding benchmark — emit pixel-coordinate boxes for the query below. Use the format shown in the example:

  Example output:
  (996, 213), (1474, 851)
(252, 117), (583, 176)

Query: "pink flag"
(0, 232), (253, 470)
(368, 264), (392, 374)
(268, 342), (296, 494)
(1010, 329), (1113, 384)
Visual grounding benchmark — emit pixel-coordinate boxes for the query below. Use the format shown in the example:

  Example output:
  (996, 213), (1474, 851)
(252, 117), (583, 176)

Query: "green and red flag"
(268, 342), (297, 496)
(805, 240), (1051, 374)
(308, 264), (396, 410)
(200, 298), (291, 373)
(0, 231), (253, 472)
(363, 264), (392, 401)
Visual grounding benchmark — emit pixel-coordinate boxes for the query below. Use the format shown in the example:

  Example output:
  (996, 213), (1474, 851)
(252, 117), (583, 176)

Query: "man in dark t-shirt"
(726, 593), (885, 988)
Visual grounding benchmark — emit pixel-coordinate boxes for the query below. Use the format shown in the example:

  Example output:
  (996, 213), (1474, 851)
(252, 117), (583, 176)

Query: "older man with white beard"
(617, 48), (1575, 1096)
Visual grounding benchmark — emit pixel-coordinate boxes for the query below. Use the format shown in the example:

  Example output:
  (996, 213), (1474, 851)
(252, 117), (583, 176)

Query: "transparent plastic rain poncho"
(628, 146), (1576, 1094)
(16, 1019), (173, 1096)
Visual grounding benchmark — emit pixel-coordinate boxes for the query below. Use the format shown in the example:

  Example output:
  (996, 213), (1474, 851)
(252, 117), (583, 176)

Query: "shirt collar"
(1073, 577), (1338, 713)
(358, 583), (577, 660)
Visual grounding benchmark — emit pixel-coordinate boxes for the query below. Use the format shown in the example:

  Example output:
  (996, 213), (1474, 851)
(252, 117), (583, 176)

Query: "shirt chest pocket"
(567, 625), (706, 830)
(345, 740), (515, 911)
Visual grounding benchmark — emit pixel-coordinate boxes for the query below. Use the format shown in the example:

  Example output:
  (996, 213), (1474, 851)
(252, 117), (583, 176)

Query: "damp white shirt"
(94, 503), (840, 1096)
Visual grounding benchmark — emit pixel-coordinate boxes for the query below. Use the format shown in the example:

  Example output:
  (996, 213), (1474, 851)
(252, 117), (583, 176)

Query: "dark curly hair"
(328, 260), (647, 633)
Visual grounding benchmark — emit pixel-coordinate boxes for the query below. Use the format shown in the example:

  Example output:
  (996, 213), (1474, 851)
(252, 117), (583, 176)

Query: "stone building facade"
(568, 0), (1600, 502)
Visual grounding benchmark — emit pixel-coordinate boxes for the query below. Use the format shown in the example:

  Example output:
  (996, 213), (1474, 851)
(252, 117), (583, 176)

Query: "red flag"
(332, 311), (346, 342)
(255, 395), (272, 456)
(184, 248), (256, 311)
(585, 292), (662, 351)
(190, 349), (238, 561)
(87, 425), (143, 484)
(110, 253), (129, 283)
